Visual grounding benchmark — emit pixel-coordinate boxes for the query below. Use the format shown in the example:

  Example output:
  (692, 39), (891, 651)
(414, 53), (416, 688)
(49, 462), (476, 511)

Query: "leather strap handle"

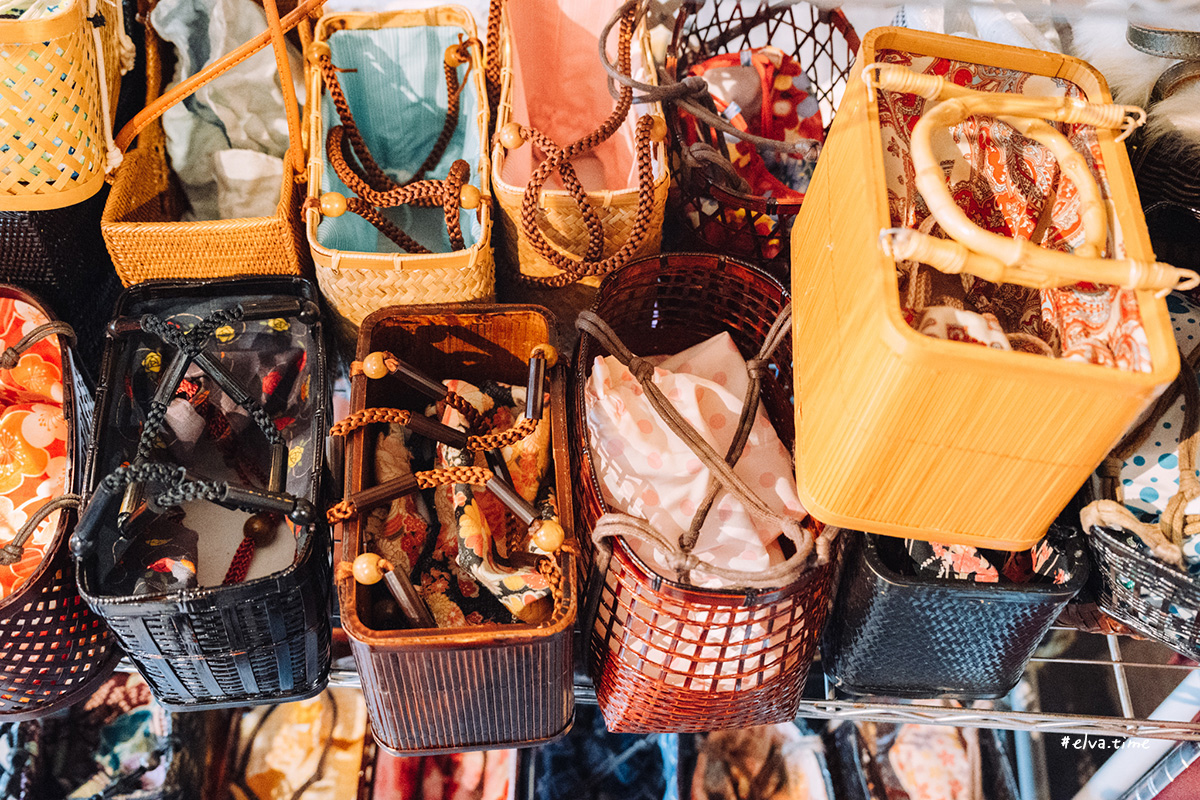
(1128, 23), (1200, 60)
(114, 0), (327, 153)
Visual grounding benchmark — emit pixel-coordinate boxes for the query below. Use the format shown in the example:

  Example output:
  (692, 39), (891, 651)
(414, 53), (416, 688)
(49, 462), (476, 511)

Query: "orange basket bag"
(572, 253), (838, 734)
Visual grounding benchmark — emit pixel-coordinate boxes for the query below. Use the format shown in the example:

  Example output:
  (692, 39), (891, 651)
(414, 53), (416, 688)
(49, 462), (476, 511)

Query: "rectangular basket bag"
(100, 0), (324, 285)
(0, 0), (128, 210)
(790, 28), (1184, 551)
(73, 276), (331, 710)
(336, 304), (576, 755)
(489, 0), (670, 288)
(0, 285), (118, 720)
(305, 8), (496, 343)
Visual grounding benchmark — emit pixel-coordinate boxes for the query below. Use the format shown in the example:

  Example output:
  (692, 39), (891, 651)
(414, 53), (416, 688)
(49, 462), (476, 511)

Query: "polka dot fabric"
(584, 331), (804, 588)
(1121, 292), (1200, 527)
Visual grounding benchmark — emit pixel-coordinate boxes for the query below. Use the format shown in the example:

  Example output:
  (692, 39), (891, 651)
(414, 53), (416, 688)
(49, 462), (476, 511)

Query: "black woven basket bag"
(822, 527), (1087, 699)
(0, 286), (119, 719)
(72, 277), (331, 710)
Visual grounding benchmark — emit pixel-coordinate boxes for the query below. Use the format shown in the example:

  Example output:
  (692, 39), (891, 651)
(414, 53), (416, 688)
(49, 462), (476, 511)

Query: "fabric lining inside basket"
(94, 293), (320, 597)
(876, 50), (1151, 372)
(317, 25), (483, 254)
(501, 0), (654, 192)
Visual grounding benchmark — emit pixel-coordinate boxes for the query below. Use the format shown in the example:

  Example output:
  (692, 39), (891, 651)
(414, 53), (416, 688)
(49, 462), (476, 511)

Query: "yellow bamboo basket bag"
(1, 0), (130, 210)
(489, 0), (669, 289)
(304, 7), (495, 342)
(790, 28), (1195, 551)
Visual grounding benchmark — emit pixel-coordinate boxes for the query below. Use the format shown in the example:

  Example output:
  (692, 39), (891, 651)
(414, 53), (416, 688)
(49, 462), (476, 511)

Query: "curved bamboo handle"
(871, 65), (1197, 294)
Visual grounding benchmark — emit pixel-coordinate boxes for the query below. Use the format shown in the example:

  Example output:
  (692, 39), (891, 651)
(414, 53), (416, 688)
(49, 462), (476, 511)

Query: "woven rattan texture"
(339, 305), (576, 753)
(665, 2), (858, 275)
(0, 0), (122, 209)
(822, 531), (1086, 699)
(1089, 524), (1200, 661)
(573, 253), (834, 733)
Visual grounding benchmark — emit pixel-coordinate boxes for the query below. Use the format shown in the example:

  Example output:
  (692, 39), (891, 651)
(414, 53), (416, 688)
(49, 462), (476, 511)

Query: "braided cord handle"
(500, 0), (663, 286)
(870, 63), (1198, 295)
(327, 465), (494, 523)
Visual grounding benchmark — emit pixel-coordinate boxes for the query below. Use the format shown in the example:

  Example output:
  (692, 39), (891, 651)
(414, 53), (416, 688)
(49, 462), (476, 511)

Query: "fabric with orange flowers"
(903, 530), (1078, 586)
(0, 298), (68, 601)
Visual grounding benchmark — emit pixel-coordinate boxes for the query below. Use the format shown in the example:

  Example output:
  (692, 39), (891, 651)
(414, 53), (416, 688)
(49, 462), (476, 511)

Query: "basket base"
(0, 647), (121, 722)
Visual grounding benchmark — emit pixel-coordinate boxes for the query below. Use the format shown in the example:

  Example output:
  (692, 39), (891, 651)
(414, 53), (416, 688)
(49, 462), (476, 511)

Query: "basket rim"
(338, 303), (579, 647)
(576, 251), (837, 603)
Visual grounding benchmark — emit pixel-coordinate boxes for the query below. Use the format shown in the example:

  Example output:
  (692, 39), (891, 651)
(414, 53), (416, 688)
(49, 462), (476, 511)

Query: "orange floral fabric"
(0, 298), (68, 601)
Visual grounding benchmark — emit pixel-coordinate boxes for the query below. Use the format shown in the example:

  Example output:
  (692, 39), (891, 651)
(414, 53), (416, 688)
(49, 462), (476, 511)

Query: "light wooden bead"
(444, 44), (467, 67)
(460, 184), (481, 210)
(648, 115), (668, 143)
(307, 41), (331, 64)
(320, 191), (347, 218)
(499, 122), (526, 150)
(362, 351), (389, 380)
(353, 552), (387, 585)
(531, 519), (565, 552)
(531, 343), (558, 368)
(243, 513), (276, 546)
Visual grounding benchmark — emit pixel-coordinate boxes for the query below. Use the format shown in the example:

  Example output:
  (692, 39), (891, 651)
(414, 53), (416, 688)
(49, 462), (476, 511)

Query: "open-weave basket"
(101, 0), (320, 285)
(305, 7), (496, 343)
(337, 304), (576, 754)
(572, 253), (837, 734)
(0, 0), (128, 210)
(664, 1), (858, 274)
(489, 0), (669, 286)
(0, 286), (118, 720)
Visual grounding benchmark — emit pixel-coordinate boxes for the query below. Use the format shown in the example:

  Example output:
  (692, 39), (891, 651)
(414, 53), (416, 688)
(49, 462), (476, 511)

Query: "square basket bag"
(0, 0), (129, 210)
(0, 286), (118, 720)
(72, 276), (331, 710)
(789, 28), (1189, 551)
(333, 304), (576, 755)
(305, 7), (496, 343)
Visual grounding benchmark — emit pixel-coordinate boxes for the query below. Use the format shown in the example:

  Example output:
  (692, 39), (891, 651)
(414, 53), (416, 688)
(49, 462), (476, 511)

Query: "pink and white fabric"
(584, 331), (804, 588)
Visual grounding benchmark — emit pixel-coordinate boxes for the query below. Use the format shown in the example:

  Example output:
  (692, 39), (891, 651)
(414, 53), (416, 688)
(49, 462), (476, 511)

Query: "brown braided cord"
(485, 0), (502, 123)
(467, 415), (539, 450)
(539, 540), (577, 621)
(418, 40), (475, 182)
(507, 3), (660, 286)
(327, 465), (495, 523)
(442, 389), (484, 433)
(344, 198), (430, 254)
(317, 53), (392, 192)
(330, 408), (411, 437)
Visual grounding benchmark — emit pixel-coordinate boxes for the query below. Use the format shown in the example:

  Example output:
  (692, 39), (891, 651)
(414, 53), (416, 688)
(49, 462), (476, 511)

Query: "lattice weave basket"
(665, 1), (859, 272)
(573, 253), (837, 734)
(339, 305), (576, 754)
(0, 0), (126, 210)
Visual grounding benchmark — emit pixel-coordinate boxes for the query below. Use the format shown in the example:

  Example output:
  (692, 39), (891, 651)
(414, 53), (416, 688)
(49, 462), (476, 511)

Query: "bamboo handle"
(876, 65), (1197, 295)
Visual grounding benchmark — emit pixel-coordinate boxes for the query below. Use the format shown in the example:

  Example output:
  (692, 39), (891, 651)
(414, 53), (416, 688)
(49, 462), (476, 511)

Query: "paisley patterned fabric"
(368, 379), (557, 626)
(677, 47), (825, 261)
(0, 297), (68, 601)
(877, 51), (1151, 371)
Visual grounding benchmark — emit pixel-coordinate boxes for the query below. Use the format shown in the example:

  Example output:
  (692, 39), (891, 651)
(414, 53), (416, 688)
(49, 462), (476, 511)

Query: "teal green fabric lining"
(317, 25), (482, 254)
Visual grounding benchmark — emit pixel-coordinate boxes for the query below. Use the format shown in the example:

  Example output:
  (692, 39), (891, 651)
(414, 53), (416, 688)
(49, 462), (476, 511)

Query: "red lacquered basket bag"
(571, 253), (838, 733)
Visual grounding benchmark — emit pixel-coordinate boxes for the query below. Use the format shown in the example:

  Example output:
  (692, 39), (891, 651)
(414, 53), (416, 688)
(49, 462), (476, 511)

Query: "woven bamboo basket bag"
(304, 7), (495, 343)
(572, 253), (839, 734)
(100, 0), (325, 285)
(72, 276), (332, 709)
(0, 0), (131, 210)
(0, 286), (118, 719)
(790, 28), (1195, 551)
(330, 304), (576, 754)
(488, 0), (670, 290)
(663, 0), (859, 274)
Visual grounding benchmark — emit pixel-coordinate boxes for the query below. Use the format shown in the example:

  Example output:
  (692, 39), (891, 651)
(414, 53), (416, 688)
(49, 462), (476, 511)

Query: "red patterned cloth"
(0, 298), (68, 601)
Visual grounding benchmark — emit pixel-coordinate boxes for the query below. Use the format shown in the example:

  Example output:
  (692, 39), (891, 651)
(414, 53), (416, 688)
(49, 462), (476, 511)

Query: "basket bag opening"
(88, 290), (322, 598)
(352, 308), (563, 633)
(317, 20), (485, 255)
(877, 49), (1152, 372)
(500, 0), (659, 193)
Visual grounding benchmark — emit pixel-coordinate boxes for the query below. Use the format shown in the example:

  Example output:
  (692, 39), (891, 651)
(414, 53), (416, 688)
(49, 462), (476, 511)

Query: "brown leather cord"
(505, 2), (660, 286)
(326, 465), (494, 524)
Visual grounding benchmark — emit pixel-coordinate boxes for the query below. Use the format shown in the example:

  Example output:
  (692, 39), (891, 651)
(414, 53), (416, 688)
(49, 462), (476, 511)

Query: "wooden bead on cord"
(460, 184), (481, 209)
(243, 513), (276, 547)
(320, 191), (347, 218)
(361, 351), (390, 380)
(530, 343), (558, 368)
(531, 519), (565, 552)
(499, 122), (526, 150)
(353, 552), (391, 585)
(306, 40), (331, 64)
(444, 43), (468, 67)
(648, 115), (668, 143)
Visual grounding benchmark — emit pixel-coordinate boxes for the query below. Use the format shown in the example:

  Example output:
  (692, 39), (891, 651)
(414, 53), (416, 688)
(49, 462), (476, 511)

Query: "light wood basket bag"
(791, 28), (1197, 551)
(488, 0), (670, 288)
(304, 7), (495, 343)
(100, 0), (324, 285)
(0, 0), (129, 210)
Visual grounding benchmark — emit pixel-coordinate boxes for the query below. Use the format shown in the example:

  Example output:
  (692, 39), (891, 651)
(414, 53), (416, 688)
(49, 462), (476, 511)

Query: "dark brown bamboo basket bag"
(336, 304), (577, 755)
(571, 253), (838, 734)
(0, 286), (118, 720)
(663, 2), (858, 274)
